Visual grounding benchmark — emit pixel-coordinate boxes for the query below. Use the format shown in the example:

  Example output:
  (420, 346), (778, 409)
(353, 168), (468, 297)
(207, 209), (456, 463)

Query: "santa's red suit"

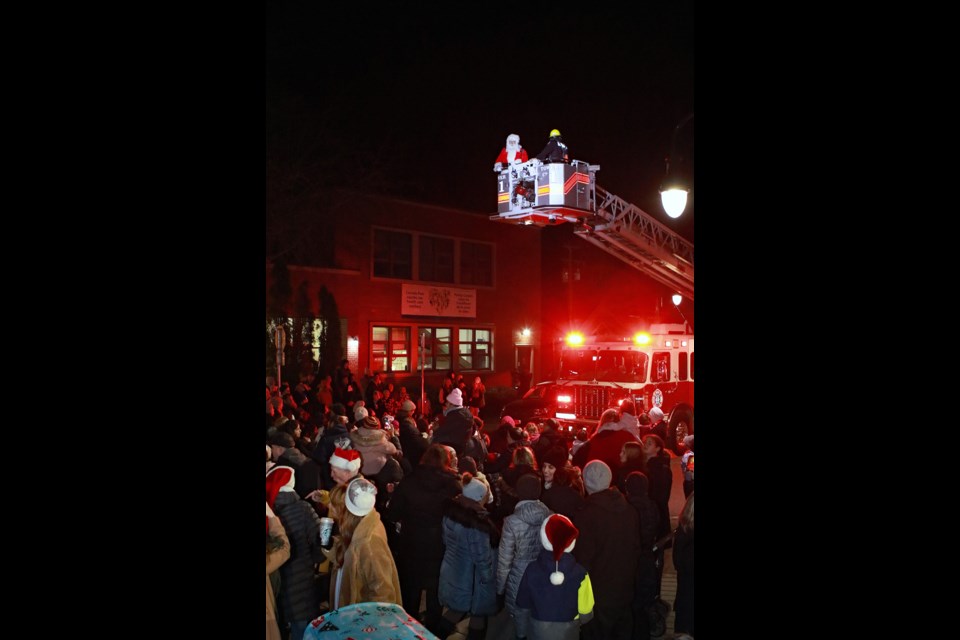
(493, 133), (529, 172)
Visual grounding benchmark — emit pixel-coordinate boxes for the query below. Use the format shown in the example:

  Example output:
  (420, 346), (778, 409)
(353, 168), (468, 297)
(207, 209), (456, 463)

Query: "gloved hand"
(266, 501), (275, 519)
(496, 592), (506, 613)
(493, 162), (503, 172)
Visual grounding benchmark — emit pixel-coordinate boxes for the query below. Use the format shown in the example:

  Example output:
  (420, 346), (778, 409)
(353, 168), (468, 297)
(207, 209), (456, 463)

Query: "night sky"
(266, 1), (694, 242)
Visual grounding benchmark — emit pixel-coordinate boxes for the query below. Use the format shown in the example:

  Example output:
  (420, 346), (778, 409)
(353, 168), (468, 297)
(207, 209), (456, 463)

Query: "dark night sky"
(266, 1), (694, 241)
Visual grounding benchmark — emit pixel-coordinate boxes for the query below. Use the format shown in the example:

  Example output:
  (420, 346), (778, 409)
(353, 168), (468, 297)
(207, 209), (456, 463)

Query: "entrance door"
(514, 345), (534, 393)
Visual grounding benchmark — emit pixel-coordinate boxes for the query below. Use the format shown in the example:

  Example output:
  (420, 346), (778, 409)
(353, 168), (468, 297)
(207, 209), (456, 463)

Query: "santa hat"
(345, 477), (377, 516)
(265, 465), (296, 509)
(540, 514), (579, 585)
(446, 388), (463, 406)
(329, 447), (362, 473)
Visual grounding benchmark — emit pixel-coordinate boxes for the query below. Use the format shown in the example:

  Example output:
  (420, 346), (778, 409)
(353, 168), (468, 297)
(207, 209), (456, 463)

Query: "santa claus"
(493, 133), (529, 172)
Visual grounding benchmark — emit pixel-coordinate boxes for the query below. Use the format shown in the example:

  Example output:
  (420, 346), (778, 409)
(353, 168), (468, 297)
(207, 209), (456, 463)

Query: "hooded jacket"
(438, 495), (501, 615)
(497, 499), (554, 616)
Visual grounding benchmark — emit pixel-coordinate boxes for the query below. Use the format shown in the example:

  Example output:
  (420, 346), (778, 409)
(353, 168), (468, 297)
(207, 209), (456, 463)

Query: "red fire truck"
(502, 323), (694, 437)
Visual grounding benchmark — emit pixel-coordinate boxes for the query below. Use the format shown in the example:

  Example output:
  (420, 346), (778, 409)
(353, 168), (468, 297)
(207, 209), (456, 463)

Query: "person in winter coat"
(642, 434), (674, 539)
(535, 129), (569, 164)
(266, 501), (291, 640)
(348, 415), (399, 477)
(531, 419), (568, 466)
(624, 471), (661, 640)
(673, 492), (694, 636)
(266, 466), (324, 640)
(312, 406), (354, 489)
(385, 444), (462, 636)
(326, 478), (402, 609)
(437, 474), (501, 640)
(493, 133), (529, 172)
(572, 461), (641, 640)
(571, 409), (639, 477)
(497, 474), (553, 640)
(539, 447), (585, 520)
(468, 376), (486, 417)
(615, 399), (642, 439)
(396, 399), (429, 468)
(615, 441), (647, 493)
(432, 388), (475, 457)
(516, 514), (595, 640)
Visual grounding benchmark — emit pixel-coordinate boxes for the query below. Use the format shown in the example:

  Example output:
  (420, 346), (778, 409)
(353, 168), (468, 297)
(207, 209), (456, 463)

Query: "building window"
(652, 352), (670, 383)
(419, 235), (455, 283)
(460, 241), (493, 286)
(457, 328), (492, 370)
(373, 230), (412, 279)
(372, 326), (411, 373)
(420, 327), (452, 370)
(678, 352), (688, 381)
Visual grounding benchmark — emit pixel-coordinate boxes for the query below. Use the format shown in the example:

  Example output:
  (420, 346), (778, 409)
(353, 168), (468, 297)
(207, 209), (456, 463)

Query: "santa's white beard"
(507, 149), (517, 164)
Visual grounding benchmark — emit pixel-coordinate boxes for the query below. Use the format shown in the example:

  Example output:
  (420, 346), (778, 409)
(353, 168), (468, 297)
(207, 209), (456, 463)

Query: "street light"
(660, 113), (694, 219)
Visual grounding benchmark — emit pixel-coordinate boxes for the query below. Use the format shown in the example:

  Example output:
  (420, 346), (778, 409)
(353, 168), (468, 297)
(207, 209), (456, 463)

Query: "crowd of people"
(266, 365), (694, 640)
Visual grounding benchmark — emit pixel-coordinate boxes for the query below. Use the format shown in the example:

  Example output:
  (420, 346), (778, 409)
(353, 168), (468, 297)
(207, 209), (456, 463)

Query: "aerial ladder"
(490, 160), (694, 300)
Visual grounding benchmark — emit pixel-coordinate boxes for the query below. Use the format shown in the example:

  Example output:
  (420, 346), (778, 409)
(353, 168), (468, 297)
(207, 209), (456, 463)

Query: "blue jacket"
(438, 496), (500, 615)
(517, 547), (592, 622)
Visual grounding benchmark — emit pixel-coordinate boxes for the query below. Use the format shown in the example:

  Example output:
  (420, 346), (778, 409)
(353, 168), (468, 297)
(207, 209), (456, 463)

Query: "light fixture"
(521, 327), (531, 337)
(660, 113), (694, 219)
(672, 294), (682, 306)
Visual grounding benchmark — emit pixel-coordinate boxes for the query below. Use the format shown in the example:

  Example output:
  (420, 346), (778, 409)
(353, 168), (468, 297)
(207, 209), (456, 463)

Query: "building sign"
(402, 284), (476, 318)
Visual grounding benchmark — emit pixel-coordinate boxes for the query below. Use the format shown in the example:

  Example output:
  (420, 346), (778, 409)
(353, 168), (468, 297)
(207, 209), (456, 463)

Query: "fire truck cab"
(503, 323), (694, 434)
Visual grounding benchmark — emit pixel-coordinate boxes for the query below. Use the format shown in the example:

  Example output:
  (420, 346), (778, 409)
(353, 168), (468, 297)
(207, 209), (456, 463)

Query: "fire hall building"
(265, 191), (681, 394)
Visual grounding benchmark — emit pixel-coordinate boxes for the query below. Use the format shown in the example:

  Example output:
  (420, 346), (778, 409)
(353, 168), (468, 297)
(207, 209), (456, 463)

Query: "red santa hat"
(540, 514), (579, 585)
(265, 465), (296, 509)
(329, 447), (362, 473)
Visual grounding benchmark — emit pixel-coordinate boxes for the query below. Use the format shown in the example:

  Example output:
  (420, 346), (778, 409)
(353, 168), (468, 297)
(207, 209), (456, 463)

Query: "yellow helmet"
(549, 129), (561, 138)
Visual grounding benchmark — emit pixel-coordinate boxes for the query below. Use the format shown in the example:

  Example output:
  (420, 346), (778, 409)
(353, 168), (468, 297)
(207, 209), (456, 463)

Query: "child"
(516, 514), (595, 640)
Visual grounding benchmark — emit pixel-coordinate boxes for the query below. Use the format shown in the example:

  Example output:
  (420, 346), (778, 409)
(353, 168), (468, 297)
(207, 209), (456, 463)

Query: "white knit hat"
(345, 477), (377, 517)
(648, 406), (664, 422)
(446, 388), (463, 406)
(540, 514), (579, 585)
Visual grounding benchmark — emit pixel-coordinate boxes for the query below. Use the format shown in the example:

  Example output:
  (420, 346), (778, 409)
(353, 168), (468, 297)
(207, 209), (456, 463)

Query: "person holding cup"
(325, 478), (402, 610)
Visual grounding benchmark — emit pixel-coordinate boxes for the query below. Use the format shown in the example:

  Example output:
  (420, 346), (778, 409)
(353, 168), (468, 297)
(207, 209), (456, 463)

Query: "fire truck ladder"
(574, 185), (694, 301)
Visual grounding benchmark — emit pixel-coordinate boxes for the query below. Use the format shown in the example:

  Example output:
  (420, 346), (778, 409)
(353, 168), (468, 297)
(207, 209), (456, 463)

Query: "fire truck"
(492, 154), (695, 445)
(502, 323), (694, 435)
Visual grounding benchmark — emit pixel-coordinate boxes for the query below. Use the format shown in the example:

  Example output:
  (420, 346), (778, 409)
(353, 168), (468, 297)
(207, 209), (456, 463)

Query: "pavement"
(438, 456), (686, 640)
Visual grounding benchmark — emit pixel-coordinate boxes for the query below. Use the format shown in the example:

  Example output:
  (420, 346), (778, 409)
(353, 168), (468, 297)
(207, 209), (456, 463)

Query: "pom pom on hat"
(329, 447), (362, 473)
(446, 388), (463, 406)
(540, 514), (579, 585)
(345, 477), (377, 516)
(462, 476), (488, 503)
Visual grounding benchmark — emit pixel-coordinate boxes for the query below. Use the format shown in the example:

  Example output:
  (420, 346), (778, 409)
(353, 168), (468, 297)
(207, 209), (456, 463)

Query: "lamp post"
(660, 113), (694, 219)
